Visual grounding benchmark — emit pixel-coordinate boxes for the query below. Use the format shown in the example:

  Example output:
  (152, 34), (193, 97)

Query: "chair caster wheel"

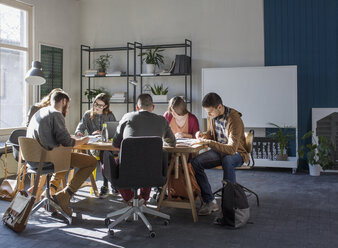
(108, 229), (114, 236)
(149, 231), (156, 238)
(164, 220), (170, 226)
(105, 218), (111, 227)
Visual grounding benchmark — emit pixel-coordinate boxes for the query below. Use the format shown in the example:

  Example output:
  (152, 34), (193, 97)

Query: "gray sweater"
(27, 106), (75, 150)
(75, 110), (116, 135)
(113, 110), (176, 148)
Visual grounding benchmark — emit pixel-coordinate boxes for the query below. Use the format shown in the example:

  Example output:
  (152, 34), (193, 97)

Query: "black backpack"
(214, 180), (250, 229)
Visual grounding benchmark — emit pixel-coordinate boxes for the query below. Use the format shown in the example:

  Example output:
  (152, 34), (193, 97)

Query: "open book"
(88, 135), (101, 143)
(176, 138), (203, 147)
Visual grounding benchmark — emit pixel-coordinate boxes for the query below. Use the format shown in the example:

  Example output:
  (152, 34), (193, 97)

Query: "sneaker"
(52, 191), (72, 217)
(198, 200), (219, 216)
(111, 186), (119, 195)
(99, 186), (109, 199)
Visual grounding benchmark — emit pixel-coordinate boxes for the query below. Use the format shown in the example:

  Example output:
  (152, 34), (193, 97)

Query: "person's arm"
(189, 114), (200, 138)
(163, 120), (176, 147)
(75, 113), (88, 136)
(53, 113), (76, 147)
(112, 114), (128, 148)
(74, 136), (89, 146)
(201, 116), (243, 155)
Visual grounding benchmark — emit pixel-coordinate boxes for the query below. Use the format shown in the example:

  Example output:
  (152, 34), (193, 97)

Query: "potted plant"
(268, 123), (294, 161)
(95, 54), (112, 76)
(150, 84), (168, 102)
(298, 131), (336, 176)
(138, 47), (164, 74)
(84, 87), (109, 102)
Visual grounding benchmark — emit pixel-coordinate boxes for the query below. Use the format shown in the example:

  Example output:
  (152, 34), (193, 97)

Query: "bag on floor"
(214, 180), (250, 229)
(2, 190), (35, 232)
(168, 162), (201, 199)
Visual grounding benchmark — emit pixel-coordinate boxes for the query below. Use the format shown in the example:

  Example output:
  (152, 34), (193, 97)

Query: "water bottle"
(102, 123), (108, 142)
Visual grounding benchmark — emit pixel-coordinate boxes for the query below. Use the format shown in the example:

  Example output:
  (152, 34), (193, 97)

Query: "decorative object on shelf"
(95, 54), (112, 76)
(159, 60), (175, 75)
(150, 84), (168, 102)
(84, 69), (98, 77)
(268, 123), (294, 161)
(25, 61), (46, 85)
(173, 55), (191, 75)
(138, 47), (164, 74)
(143, 84), (152, 95)
(298, 131), (336, 176)
(84, 87), (109, 102)
(110, 92), (126, 102)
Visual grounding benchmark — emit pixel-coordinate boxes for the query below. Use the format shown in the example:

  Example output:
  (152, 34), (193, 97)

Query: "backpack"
(215, 180), (250, 229)
(168, 162), (201, 200)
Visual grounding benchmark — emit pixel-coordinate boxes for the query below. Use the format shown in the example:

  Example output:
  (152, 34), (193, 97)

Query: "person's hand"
(175, 132), (185, 139)
(195, 131), (204, 139)
(81, 136), (90, 144)
(76, 132), (84, 137)
(92, 130), (101, 135)
(198, 138), (211, 145)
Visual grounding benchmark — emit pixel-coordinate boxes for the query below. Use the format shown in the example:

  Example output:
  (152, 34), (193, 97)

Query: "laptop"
(105, 121), (119, 139)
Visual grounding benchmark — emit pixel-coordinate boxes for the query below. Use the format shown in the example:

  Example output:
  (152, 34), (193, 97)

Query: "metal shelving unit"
(80, 43), (136, 120)
(136, 39), (192, 112)
(80, 39), (192, 120)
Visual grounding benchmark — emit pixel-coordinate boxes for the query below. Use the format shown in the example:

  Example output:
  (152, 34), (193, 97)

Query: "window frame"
(0, 0), (32, 135)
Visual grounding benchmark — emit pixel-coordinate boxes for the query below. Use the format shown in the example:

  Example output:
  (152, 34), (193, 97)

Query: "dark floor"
(1, 167), (338, 248)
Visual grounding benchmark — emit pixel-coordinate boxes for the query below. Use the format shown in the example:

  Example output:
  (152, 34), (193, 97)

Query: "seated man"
(103, 93), (176, 203)
(192, 92), (249, 215)
(27, 90), (97, 216)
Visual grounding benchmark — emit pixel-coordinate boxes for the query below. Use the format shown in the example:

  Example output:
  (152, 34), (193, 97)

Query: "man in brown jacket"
(192, 92), (249, 215)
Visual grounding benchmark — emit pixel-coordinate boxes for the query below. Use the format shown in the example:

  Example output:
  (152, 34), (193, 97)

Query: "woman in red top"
(164, 96), (199, 138)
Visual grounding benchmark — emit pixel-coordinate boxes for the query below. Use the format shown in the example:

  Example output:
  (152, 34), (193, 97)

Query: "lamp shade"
(25, 61), (46, 85)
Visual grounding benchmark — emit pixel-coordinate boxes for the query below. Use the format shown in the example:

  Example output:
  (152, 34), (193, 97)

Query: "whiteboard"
(202, 66), (297, 128)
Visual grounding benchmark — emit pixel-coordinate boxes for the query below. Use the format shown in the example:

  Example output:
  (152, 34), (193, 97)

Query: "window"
(40, 44), (63, 99)
(0, 0), (32, 129)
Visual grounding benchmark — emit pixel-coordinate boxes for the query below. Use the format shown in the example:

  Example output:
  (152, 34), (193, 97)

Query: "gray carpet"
(1, 168), (338, 248)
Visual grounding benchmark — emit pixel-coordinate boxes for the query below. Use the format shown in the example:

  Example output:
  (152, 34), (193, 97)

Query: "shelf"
(82, 74), (190, 78)
(82, 75), (135, 78)
(82, 46), (134, 52)
(136, 43), (191, 50)
(139, 74), (189, 77)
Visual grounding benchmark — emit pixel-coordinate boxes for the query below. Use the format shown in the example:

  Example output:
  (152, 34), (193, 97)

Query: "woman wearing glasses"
(75, 93), (117, 198)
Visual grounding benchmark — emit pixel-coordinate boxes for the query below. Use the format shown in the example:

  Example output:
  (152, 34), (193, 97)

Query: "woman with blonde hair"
(26, 88), (63, 126)
(164, 96), (199, 138)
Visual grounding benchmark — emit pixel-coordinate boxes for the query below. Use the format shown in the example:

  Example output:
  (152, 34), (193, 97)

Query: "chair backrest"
(243, 130), (255, 167)
(18, 137), (72, 173)
(7, 129), (27, 161)
(115, 136), (167, 189)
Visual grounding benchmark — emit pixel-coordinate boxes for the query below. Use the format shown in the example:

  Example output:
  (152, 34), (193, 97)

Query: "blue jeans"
(191, 150), (243, 203)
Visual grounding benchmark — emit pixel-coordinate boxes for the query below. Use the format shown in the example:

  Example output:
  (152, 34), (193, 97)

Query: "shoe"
(99, 186), (109, 199)
(111, 186), (119, 195)
(52, 190), (72, 217)
(198, 200), (219, 216)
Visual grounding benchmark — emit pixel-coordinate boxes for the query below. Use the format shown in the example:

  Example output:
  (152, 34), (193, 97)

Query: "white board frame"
(201, 66), (297, 128)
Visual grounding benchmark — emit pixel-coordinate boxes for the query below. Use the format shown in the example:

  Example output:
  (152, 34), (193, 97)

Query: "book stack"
(110, 92), (126, 102)
(84, 69), (97, 77)
(106, 71), (122, 77)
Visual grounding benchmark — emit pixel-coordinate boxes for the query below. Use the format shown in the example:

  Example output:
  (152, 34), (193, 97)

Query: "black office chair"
(6, 129), (27, 161)
(104, 136), (170, 238)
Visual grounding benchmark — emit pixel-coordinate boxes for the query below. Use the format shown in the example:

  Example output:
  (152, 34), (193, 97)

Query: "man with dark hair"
(192, 92), (249, 215)
(103, 93), (176, 203)
(27, 90), (97, 216)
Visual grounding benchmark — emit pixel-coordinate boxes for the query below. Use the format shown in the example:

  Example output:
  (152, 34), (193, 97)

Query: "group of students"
(26, 88), (248, 217)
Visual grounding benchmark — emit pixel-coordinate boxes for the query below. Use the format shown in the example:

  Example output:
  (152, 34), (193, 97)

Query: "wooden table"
(72, 142), (119, 197)
(158, 143), (207, 222)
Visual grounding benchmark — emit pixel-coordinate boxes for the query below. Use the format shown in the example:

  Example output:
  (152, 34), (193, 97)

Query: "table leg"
(157, 155), (176, 211)
(181, 153), (198, 222)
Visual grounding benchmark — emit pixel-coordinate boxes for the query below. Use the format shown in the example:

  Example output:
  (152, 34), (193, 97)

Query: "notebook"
(105, 121), (119, 139)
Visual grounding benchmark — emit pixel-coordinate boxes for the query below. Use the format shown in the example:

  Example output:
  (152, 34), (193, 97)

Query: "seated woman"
(164, 96), (199, 138)
(75, 93), (117, 198)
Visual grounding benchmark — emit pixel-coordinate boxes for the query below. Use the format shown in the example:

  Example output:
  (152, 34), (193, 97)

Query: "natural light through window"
(0, 1), (31, 129)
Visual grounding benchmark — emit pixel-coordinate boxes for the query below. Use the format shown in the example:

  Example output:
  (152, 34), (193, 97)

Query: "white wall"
(79, 0), (265, 123)
(19, 0), (81, 131)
